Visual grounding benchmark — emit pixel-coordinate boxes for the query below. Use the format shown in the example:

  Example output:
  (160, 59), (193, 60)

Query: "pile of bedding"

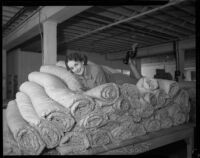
(3, 65), (191, 155)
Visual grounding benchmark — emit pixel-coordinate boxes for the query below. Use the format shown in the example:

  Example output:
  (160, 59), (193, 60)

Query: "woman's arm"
(129, 58), (142, 80)
(129, 43), (142, 80)
(93, 65), (108, 87)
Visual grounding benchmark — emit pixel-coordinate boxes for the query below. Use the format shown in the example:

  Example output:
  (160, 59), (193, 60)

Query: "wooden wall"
(7, 49), (42, 99)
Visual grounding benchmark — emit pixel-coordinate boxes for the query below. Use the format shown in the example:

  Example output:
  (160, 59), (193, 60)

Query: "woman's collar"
(83, 64), (93, 79)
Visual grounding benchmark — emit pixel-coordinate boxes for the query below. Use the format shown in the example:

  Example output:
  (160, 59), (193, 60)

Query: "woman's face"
(67, 60), (85, 75)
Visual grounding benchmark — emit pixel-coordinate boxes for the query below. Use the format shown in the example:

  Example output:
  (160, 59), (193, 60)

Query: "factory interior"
(2, 0), (198, 157)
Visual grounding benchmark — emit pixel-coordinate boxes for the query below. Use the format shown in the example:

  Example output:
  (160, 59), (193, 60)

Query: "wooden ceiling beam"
(3, 6), (92, 51)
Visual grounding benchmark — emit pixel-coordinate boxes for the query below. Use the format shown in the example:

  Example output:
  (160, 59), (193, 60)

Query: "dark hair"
(65, 52), (88, 70)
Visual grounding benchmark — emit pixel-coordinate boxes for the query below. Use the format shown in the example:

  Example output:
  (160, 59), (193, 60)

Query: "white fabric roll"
(40, 65), (83, 92)
(19, 81), (65, 118)
(16, 92), (41, 126)
(28, 71), (67, 90)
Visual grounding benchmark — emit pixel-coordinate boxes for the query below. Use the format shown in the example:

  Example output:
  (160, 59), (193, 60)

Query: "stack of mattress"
(3, 65), (192, 155)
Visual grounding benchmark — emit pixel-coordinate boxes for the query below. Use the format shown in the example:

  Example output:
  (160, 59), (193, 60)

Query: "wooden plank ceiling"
(2, 6), (40, 37)
(2, 0), (195, 55)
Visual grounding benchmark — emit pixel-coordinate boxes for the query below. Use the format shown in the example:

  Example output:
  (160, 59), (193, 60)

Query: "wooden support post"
(42, 20), (57, 65)
(184, 128), (194, 158)
(174, 41), (185, 82)
(2, 49), (7, 101)
(178, 49), (185, 81)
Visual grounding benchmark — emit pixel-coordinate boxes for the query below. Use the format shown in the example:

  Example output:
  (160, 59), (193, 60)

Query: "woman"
(65, 52), (109, 91)
(65, 51), (142, 91)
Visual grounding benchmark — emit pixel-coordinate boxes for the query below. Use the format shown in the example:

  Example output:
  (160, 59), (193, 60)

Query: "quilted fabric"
(6, 100), (45, 155)
(40, 65), (83, 92)
(84, 83), (120, 105)
(19, 81), (75, 133)
(6, 69), (192, 155)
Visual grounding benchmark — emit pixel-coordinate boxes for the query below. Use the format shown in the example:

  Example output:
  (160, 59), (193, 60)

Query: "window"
(122, 70), (130, 76)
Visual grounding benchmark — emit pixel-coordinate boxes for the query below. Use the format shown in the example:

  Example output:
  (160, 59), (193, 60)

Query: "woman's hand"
(132, 43), (138, 52)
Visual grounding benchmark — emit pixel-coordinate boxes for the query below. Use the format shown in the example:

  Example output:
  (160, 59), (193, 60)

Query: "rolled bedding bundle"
(124, 91), (142, 110)
(160, 117), (173, 129)
(120, 83), (140, 102)
(16, 92), (42, 126)
(155, 108), (173, 129)
(37, 119), (63, 149)
(120, 83), (140, 97)
(28, 71), (86, 109)
(112, 115), (146, 139)
(143, 93), (156, 106)
(84, 83), (120, 105)
(19, 81), (62, 118)
(6, 100), (45, 155)
(178, 81), (196, 90)
(136, 77), (159, 96)
(110, 124), (134, 142)
(57, 131), (90, 155)
(140, 104), (155, 119)
(19, 82), (75, 132)
(112, 96), (131, 115)
(157, 79), (180, 98)
(142, 116), (161, 132)
(3, 132), (21, 155)
(15, 92), (63, 149)
(144, 89), (169, 109)
(70, 96), (96, 121)
(115, 115), (146, 137)
(79, 110), (109, 130)
(172, 112), (186, 126)
(47, 88), (88, 109)
(46, 111), (75, 133)
(119, 118), (146, 138)
(128, 106), (142, 123)
(100, 120), (121, 132)
(173, 89), (190, 114)
(167, 103), (181, 118)
(115, 114), (134, 125)
(98, 101), (115, 115)
(86, 129), (112, 148)
(166, 103), (186, 126)
(142, 77), (159, 91)
(128, 99), (154, 122)
(3, 109), (22, 155)
(155, 89), (171, 108)
(28, 71), (67, 90)
(130, 123), (146, 138)
(40, 65), (83, 92)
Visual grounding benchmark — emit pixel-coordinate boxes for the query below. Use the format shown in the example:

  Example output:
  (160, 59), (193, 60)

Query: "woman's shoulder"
(87, 63), (104, 73)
